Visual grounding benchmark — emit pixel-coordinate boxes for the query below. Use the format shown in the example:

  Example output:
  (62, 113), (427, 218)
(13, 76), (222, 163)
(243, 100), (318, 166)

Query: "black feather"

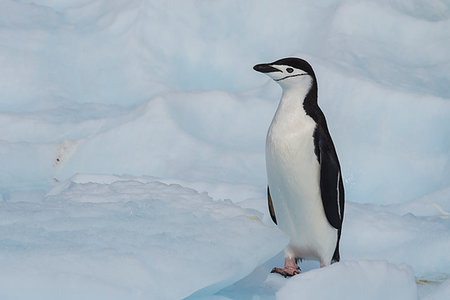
(267, 186), (277, 225)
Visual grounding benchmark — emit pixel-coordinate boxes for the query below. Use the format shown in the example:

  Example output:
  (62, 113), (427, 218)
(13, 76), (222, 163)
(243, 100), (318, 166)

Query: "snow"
(276, 260), (418, 300)
(0, 174), (287, 300)
(0, 0), (449, 299)
(341, 201), (450, 278)
(422, 279), (450, 300)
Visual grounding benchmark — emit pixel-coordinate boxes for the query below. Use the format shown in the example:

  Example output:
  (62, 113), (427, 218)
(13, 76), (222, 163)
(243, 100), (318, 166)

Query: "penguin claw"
(270, 266), (301, 277)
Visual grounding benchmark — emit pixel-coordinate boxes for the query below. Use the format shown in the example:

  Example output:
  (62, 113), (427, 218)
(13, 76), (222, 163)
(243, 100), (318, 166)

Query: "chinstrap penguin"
(253, 57), (344, 277)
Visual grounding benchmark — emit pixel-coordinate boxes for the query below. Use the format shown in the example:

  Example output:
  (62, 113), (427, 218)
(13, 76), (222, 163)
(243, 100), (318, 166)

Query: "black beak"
(253, 63), (281, 73)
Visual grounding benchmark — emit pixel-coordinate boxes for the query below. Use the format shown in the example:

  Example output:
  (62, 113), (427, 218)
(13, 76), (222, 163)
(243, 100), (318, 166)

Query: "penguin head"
(253, 57), (316, 90)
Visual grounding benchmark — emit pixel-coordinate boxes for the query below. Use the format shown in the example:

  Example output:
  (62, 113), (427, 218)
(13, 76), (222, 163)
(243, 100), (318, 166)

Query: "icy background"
(0, 0), (449, 299)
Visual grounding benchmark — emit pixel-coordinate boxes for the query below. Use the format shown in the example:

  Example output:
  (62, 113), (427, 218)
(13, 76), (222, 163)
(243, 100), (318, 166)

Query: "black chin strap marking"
(275, 73), (307, 81)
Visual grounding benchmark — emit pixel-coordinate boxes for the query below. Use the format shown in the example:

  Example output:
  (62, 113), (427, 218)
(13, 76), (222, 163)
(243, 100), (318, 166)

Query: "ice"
(341, 202), (450, 278)
(1, 0), (449, 205)
(276, 260), (418, 300)
(0, 174), (287, 300)
(1, 0), (449, 298)
(422, 279), (450, 300)
(50, 91), (271, 187)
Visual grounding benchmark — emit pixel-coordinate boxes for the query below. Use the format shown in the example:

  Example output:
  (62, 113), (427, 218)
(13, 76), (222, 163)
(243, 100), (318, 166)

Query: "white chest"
(265, 91), (319, 186)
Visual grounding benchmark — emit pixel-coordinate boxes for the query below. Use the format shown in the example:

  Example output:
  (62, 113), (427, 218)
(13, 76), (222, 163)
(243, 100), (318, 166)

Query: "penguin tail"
(332, 248), (340, 263)
(331, 236), (340, 263)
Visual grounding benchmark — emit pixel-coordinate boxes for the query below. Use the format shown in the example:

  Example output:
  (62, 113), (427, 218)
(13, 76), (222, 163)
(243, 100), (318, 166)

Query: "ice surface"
(276, 260), (418, 300)
(0, 174), (287, 300)
(341, 202), (450, 278)
(1, 0), (449, 298)
(1, 0), (449, 205)
(422, 279), (450, 300)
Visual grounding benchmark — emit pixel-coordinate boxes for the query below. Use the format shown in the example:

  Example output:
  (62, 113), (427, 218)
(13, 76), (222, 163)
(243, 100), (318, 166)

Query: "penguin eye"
(286, 68), (294, 73)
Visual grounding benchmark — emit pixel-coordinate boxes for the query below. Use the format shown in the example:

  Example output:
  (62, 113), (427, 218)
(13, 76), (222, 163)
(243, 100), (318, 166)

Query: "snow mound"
(341, 200), (450, 277)
(276, 260), (417, 300)
(53, 91), (271, 186)
(0, 174), (287, 300)
(1, 0), (449, 206)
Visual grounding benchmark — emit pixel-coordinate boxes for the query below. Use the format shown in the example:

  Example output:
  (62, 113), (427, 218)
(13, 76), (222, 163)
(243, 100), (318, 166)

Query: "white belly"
(266, 101), (337, 264)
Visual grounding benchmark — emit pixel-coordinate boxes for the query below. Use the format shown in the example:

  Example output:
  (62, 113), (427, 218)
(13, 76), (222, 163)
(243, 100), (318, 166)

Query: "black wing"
(267, 186), (277, 224)
(316, 126), (344, 230)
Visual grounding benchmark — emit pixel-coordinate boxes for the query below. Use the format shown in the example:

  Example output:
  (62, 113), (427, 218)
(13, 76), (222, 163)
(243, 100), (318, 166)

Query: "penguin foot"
(270, 266), (300, 277)
(270, 257), (300, 277)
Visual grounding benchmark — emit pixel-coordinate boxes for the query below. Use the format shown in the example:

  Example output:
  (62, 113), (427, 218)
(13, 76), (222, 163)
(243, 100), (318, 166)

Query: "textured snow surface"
(422, 279), (450, 300)
(1, 0), (449, 205)
(0, 174), (287, 300)
(1, 0), (449, 299)
(276, 260), (418, 300)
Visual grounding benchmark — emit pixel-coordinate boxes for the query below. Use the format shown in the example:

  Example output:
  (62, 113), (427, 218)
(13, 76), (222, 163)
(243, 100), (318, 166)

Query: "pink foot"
(271, 257), (301, 277)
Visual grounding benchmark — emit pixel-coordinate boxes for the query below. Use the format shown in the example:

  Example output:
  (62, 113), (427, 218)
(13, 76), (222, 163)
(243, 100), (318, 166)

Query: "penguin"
(253, 57), (344, 277)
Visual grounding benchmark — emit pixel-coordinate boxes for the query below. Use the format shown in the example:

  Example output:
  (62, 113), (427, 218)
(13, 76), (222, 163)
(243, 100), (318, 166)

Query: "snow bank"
(341, 200), (450, 277)
(52, 91), (271, 186)
(0, 174), (287, 300)
(1, 0), (449, 206)
(276, 260), (417, 300)
(0, 90), (272, 196)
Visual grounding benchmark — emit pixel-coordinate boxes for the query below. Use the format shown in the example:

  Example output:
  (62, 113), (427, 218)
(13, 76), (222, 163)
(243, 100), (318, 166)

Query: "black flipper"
(332, 236), (341, 263)
(316, 126), (345, 231)
(316, 125), (344, 263)
(267, 186), (277, 225)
